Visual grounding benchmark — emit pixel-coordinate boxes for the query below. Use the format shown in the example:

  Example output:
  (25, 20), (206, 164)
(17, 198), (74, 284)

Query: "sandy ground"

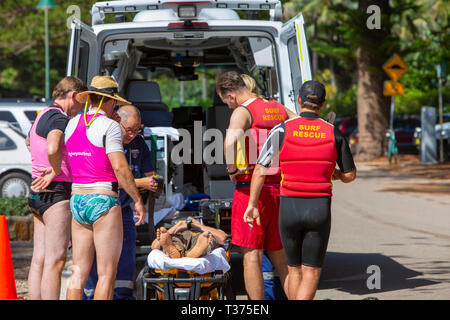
(9, 154), (450, 300)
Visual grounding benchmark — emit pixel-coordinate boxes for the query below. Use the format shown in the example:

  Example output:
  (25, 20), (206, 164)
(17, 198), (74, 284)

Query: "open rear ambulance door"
(279, 13), (312, 113)
(66, 19), (98, 86)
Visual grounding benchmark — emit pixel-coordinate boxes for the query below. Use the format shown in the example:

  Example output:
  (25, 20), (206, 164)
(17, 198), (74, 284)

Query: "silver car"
(0, 121), (32, 197)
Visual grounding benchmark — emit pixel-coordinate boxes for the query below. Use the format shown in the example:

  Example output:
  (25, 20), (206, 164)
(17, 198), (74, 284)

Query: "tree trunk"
(356, 48), (390, 160)
(355, 0), (391, 161)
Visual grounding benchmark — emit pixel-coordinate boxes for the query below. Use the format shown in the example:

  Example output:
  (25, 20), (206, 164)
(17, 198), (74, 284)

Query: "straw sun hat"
(76, 75), (131, 106)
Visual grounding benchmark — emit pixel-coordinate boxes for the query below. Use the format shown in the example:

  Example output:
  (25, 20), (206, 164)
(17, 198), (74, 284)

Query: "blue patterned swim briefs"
(70, 194), (120, 225)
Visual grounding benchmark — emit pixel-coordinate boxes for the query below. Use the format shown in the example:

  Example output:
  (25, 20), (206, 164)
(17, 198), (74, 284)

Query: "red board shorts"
(231, 184), (283, 251)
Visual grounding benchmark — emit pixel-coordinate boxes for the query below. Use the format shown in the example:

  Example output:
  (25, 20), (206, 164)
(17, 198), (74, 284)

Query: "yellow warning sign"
(384, 80), (405, 96)
(383, 54), (408, 82)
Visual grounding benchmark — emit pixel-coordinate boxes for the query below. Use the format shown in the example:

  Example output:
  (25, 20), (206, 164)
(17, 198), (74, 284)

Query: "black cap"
(299, 80), (326, 105)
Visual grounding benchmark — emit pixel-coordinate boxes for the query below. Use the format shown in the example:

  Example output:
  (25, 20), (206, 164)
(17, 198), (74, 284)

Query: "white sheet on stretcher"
(147, 248), (230, 275)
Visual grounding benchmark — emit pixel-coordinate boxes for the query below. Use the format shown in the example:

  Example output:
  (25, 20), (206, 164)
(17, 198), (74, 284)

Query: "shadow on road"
(319, 252), (438, 295)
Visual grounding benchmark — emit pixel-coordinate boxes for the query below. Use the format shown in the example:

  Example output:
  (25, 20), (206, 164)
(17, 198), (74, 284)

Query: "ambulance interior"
(101, 34), (278, 187)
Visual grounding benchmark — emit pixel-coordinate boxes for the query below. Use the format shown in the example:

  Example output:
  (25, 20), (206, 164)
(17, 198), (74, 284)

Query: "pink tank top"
(66, 113), (117, 185)
(29, 105), (72, 182)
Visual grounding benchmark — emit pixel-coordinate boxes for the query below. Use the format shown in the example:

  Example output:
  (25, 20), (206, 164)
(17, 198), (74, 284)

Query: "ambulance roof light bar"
(91, 0), (282, 25)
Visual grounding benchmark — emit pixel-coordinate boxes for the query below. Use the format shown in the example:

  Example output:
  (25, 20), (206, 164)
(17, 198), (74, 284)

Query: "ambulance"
(66, 0), (313, 232)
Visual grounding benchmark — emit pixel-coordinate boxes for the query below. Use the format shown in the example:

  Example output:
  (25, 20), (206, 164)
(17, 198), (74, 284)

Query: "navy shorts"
(28, 181), (72, 217)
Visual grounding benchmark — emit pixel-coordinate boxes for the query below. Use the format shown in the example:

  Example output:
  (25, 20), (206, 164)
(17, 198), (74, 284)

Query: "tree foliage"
(0, 196), (31, 216)
(0, 0), (448, 121)
(0, 1), (92, 98)
(285, 0), (449, 117)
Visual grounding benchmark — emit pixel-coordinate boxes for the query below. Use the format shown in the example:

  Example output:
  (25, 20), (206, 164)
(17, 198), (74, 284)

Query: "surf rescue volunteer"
(244, 80), (356, 300)
(216, 71), (296, 300)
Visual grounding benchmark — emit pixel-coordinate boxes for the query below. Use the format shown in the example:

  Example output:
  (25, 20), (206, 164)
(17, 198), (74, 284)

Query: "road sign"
(383, 54), (408, 82)
(384, 80), (404, 96)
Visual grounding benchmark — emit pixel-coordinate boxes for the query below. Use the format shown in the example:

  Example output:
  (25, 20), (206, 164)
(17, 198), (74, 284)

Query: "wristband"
(227, 168), (239, 175)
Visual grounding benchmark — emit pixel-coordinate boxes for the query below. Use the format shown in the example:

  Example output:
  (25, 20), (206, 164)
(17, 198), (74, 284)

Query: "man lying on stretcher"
(151, 217), (228, 259)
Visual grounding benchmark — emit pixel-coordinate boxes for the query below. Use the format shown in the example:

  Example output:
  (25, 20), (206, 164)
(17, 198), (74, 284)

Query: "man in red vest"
(216, 71), (296, 300)
(244, 80), (356, 300)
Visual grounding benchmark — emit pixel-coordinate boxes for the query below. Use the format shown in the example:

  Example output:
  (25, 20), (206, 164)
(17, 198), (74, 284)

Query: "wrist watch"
(186, 218), (192, 230)
(227, 168), (239, 175)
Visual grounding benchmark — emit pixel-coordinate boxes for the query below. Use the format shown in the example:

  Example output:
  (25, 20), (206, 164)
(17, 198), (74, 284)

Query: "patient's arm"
(189, 217), (228, 245)
(161, 217), (228, 247)
(168, 220), (189, 235)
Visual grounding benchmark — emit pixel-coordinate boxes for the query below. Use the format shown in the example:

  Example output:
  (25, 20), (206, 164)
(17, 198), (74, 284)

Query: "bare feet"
(157, 227), (170, 246)
(157, 227), (181, 258)
(186, 231), (212, 258)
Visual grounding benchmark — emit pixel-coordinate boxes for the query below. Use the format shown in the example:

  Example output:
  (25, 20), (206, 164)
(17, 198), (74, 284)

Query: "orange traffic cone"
(0, 215), (18, 300)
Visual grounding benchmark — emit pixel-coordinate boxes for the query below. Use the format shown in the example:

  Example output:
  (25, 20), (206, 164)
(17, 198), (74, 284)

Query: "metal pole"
(438, 76), (444, 163)
(387, 96), (395, 163)
(390, 96), (395, 130)
(44, 8), (50, 99)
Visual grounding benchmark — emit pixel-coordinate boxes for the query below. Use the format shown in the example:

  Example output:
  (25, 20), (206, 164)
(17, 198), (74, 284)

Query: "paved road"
(316, 163), (450, 300)
(12, 162), (450, 300)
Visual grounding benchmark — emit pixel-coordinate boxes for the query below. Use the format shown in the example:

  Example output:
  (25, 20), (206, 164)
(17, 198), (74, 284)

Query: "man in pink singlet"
(27, 76), (88, 300)
(64, 76), (146, 300)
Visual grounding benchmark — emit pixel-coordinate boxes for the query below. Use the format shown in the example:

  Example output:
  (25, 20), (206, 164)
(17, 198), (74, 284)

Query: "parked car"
(414, 113), (450, 161)
(335, 116), (357, 137)
(435, 121), (450, 161)
(0, 121), (32, 197)
(393, 115), (421, 154)
(0, 99), (48, 135)
(347, 115), (421, 155)
(348, 128), (359, 155)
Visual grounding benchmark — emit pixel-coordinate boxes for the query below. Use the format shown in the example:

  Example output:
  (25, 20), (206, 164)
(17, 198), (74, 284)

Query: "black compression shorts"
(279, 196), (331, 267)
(28, 181), (72, 217)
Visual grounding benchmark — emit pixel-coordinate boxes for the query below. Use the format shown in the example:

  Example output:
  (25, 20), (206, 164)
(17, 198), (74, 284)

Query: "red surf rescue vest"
(235, 98), (288, 184)
(279, 116), (337, 197)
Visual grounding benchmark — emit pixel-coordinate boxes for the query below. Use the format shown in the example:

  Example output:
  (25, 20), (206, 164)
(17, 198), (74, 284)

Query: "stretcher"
(139, 240), (234, 300)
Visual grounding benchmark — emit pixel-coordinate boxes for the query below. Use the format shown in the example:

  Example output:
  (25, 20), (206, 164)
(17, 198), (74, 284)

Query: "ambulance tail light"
(168, 21), (209, 28)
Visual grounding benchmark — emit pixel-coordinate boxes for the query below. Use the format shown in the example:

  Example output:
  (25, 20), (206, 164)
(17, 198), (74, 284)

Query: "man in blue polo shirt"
(83, 105), (158, 300)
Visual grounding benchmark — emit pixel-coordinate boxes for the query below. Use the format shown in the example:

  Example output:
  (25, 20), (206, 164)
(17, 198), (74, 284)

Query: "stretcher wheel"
(135, 266), (156, 300)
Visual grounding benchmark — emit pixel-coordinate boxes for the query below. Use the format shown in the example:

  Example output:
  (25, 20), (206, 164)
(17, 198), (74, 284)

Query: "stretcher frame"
(141, 267), (233, 300)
